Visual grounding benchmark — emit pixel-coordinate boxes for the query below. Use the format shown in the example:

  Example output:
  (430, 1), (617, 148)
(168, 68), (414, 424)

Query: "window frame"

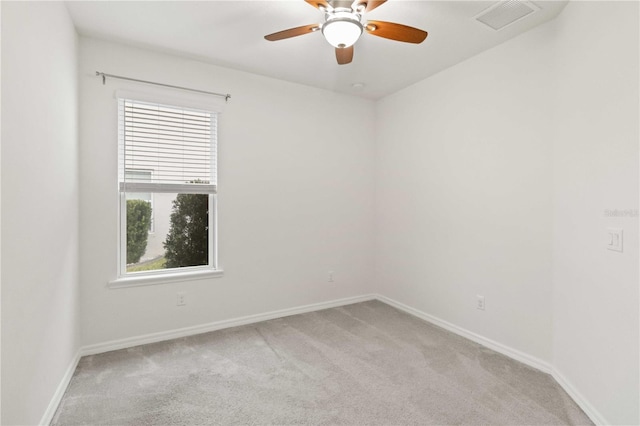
(110, 90), (224, 288)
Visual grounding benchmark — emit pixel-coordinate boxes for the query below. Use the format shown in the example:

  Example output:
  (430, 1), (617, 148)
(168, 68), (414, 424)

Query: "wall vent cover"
(475, 1), (540, 31)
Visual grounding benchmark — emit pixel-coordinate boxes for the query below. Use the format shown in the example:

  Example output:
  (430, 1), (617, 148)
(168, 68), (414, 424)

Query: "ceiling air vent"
(475, 1), (540, 31)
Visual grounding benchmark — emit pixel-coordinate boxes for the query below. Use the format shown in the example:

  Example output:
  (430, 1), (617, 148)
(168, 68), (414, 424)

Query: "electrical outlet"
(477, 295), (485, 310)
(176, 292), (186, 306)
(606, 228), (623, 252)
(328, 271), (334, 282)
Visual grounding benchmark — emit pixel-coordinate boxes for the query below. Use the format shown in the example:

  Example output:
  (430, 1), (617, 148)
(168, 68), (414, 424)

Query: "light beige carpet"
(52, 300), (592, 425)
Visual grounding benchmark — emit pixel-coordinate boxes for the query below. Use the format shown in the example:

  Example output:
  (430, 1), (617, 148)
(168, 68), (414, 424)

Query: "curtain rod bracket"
(95, 71), (231, 102)
(96, 71), (106, 85)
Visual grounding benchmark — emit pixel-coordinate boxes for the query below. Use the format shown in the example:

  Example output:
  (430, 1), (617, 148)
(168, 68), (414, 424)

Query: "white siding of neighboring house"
(142, 192), (173, 261)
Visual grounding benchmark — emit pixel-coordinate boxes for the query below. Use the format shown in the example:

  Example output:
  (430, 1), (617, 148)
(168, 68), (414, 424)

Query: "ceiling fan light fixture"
(264, 0), (428, 65)
(322, 18), (363, 48)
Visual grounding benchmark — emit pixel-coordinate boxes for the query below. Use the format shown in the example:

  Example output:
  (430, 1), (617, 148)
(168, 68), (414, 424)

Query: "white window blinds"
(118, 98), (217, 194)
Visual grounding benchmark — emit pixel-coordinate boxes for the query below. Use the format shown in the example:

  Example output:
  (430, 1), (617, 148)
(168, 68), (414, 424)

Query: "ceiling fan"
(264, 0), (428, 65)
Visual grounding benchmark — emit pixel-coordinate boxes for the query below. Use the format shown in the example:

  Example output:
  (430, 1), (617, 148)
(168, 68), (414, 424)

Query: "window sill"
(109, 268), (224, 289)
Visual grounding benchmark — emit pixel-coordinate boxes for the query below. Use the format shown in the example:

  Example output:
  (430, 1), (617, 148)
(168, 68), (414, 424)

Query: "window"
(116, 96), (220, 284)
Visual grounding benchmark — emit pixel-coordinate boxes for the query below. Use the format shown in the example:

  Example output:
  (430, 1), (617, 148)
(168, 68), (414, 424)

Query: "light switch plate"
(606, 228), (623, 252)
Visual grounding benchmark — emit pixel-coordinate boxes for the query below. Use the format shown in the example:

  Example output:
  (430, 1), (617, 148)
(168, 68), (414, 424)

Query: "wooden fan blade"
(264, 24), (320, 42)
(364, 0), (387, 12)
(366, 20), (427, 44)
(305, 0), (331, 10)
(336, 46), (354, 65)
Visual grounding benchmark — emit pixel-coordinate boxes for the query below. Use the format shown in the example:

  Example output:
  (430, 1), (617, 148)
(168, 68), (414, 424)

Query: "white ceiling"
(65, 0), (568, 99)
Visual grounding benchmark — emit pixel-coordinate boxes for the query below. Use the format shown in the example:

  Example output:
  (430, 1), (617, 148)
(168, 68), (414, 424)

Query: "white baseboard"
(376, 294), (612, 425)
(46, 293), (606, 426)
(39, 349), (81, 426)
(552, 369), (608, 426)
(81, 294), (376, 356)
(374, 294), (553, 374)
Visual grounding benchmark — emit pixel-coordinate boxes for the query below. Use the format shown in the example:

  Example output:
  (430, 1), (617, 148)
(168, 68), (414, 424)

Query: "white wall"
(1, 2), (80, 425)
(375, 16), (556, 363)
(79, 38), (376, 346)
(551, 2), (639, 425)
(375, 1), (639, 424)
